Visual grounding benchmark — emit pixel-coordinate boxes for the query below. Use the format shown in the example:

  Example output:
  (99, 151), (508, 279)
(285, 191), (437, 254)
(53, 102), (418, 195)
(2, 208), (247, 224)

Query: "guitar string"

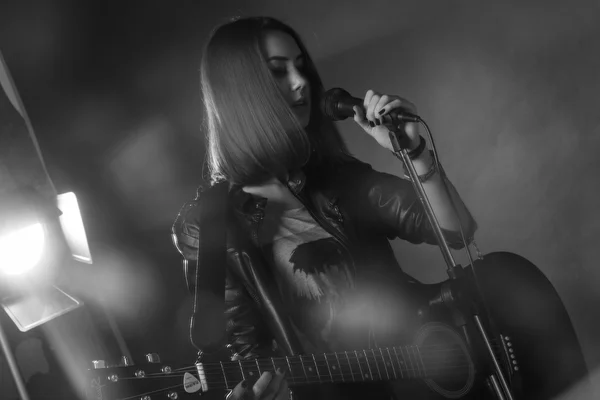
(146, 358), (476, 378)
(114, 382), (184, 400)
(161, 342), (501, 372)
(143, 344), (496, 377)
(110, 347), (479, 398)
(111, 361), (476, 382)
(109, 365), (479, 400)
(140, 348), (489, 378)
(157, 340), (501, 374)
(114, 363), (475, 382)
(106, 341), (498, 395)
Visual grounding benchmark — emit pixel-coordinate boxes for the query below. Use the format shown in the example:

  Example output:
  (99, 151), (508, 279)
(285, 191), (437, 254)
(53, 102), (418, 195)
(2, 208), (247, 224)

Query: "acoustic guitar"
(86, 252), (588, 400)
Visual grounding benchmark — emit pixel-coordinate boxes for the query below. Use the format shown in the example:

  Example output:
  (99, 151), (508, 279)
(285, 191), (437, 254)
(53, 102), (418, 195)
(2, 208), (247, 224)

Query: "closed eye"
(269, 67), (287, 77)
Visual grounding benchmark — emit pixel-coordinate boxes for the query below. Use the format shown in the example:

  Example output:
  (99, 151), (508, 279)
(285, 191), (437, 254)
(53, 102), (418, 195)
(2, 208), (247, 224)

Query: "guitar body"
(391, 251), (588, 400)
(458, 252), (589, 399)
(87, 252), (590, 400)
(294, 251), (590, 399)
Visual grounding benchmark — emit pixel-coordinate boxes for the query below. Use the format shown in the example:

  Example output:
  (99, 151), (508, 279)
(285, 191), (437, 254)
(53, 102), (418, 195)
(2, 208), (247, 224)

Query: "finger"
(252, 371), (274, 399)
(258, 369), (286, 400)
(228, 380), (252, 400)
(365, 91), (381, 124)
(363, 89), (376, 110)
(374, 95), (393, 117)
(363, 89), (377, 126)
(353, 106), (371, 131)
(373, 94), (392, 125)
(401, 97), (418, 113)
(353, 105), (368, 125)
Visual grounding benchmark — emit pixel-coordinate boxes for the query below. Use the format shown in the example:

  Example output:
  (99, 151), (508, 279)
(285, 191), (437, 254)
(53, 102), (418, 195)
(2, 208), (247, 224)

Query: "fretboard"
(199, 346), (430, 390)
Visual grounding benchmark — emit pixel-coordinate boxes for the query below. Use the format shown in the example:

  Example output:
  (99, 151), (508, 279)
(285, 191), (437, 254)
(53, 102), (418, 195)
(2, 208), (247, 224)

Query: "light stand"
(0, 191), (88, 400)
(0, 319), (30, 400)
(388, 126), (515, 400)
(1, 48), (91, 400)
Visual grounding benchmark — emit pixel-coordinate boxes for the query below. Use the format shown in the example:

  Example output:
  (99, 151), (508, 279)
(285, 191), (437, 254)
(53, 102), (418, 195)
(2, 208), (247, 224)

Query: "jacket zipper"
(286, 186), (352, 254)
(249, 189), (351, 259)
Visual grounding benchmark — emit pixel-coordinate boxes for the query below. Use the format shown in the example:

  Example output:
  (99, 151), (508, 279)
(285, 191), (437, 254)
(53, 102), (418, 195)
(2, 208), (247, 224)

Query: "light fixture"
(1, 45), (93, 400)
(0, 222), (46, 276)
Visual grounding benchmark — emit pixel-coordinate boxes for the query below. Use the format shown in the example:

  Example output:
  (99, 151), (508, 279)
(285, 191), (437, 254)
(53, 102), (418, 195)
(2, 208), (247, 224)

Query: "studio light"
(1, 43), (95, 400)
(0, 222), (45, 276)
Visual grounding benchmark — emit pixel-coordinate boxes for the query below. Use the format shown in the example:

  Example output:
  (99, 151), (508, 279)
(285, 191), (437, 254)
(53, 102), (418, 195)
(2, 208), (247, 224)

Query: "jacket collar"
(229, 169), (307, 217)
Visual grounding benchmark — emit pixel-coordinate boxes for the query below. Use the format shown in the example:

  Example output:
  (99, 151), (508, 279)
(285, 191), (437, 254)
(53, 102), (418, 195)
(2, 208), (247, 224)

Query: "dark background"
(1, 0), (599, 398)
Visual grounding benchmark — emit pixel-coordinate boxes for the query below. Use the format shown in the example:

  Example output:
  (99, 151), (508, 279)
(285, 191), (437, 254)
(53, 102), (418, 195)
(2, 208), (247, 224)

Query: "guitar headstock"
(86, 353), (204, 400)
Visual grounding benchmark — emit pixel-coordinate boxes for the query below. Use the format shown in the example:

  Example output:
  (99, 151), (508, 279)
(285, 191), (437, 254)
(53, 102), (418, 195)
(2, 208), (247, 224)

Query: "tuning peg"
(120, 356), (133, 366)
(92, 360), (106, 369)
(145, 353), (161, 363)
(167, 392), (179, 399)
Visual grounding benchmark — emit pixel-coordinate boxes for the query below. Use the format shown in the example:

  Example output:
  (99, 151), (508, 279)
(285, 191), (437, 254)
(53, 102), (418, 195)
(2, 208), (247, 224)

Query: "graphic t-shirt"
(259, 204), (370, 354)
(255, 198), (421, 400)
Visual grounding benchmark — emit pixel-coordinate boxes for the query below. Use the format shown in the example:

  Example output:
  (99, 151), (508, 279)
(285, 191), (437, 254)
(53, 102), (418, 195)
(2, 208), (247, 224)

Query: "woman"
(173, 16), (477, 400)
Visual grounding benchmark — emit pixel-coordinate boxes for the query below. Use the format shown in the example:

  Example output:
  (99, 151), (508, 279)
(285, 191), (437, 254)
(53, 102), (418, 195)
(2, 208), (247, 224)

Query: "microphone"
(320, 87), (421, 123)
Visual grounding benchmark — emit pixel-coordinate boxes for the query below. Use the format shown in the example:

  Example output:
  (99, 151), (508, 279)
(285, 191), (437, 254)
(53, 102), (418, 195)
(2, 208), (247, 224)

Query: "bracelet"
(407, 136), (427, 159)
(402, 158), (438, 183)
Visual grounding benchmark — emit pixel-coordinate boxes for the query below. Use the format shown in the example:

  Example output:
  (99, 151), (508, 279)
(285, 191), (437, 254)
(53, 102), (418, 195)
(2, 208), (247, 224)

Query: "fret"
(299, 355), (309, 383)
(311, 354), (323, 383)
(370, 349), (382, 380)
(243, 359), (262, 380)
(255, 359), (261, 376)
(406, 346), (421, 378)
(334, 352), (345, 382)
(416, 346), (427, 378)
(354, 351), (365, 381)
(402, 346), (415, 378)
(220, 360), (242, 386)
(323, 354), (334, 382)
(392, 347), (404, 379)
(411, 346), (421, 378)
(259, 359), (274, 377)
(285, 356), (299, 383)
(302, 354), (320, 382)
(362, 350), (374, 380)
(386, 348), (398, 379)
(238, 360), (246, 381)
(345, 351), (356, 382)
(379, 348), (390, 380)
(220, 361), (229, 389)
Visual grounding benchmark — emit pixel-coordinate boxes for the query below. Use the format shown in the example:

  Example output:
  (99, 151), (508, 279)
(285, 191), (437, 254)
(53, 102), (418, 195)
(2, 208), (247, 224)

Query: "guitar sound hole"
(415, 323), (475, 398)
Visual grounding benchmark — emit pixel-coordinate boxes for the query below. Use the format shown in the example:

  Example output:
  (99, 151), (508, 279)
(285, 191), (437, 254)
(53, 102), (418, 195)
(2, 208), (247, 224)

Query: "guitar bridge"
(500, 335), (519, 373)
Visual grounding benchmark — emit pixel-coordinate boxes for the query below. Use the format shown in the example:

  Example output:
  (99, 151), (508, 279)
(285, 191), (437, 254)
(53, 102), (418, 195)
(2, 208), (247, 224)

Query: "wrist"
(406, 136), (427, 159)
(402, 152), (438, 183)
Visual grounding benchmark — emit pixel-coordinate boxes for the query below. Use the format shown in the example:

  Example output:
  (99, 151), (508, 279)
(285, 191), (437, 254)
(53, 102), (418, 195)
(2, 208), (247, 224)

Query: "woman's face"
(262, 30), (311, 128)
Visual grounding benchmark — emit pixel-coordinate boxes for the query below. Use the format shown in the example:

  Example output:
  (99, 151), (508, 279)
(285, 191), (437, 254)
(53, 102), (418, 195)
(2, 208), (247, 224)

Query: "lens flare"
(0, 223), (45, 275)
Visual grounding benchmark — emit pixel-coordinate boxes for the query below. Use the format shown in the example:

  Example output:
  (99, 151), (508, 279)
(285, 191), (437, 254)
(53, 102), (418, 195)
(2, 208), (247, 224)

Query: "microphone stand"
(388, 127), (515, 400)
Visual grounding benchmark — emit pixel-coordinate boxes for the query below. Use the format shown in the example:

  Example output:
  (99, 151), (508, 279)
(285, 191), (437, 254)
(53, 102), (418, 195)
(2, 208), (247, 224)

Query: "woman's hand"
(353, 89), (420, 152)
(227, 370), (289, 400)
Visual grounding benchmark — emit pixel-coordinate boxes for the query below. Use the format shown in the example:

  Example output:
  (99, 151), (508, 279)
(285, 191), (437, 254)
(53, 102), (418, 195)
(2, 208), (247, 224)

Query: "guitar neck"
(200, 346), (429, 390)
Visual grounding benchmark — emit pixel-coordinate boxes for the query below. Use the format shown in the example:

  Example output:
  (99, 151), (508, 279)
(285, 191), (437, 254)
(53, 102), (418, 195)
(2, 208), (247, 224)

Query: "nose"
(290, 67), (308, 93)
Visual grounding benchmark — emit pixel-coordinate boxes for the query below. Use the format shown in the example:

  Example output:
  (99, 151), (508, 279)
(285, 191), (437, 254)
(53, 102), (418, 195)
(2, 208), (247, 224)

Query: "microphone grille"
(320, 88), (351, 121)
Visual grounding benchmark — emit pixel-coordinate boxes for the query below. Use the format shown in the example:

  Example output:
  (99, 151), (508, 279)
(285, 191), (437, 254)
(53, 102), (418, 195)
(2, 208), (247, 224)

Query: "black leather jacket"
(172, 157), (477, 362)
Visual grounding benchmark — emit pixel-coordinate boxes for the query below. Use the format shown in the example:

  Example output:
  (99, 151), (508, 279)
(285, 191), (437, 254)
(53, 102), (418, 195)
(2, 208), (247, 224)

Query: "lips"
(292, 99), (308, 107)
